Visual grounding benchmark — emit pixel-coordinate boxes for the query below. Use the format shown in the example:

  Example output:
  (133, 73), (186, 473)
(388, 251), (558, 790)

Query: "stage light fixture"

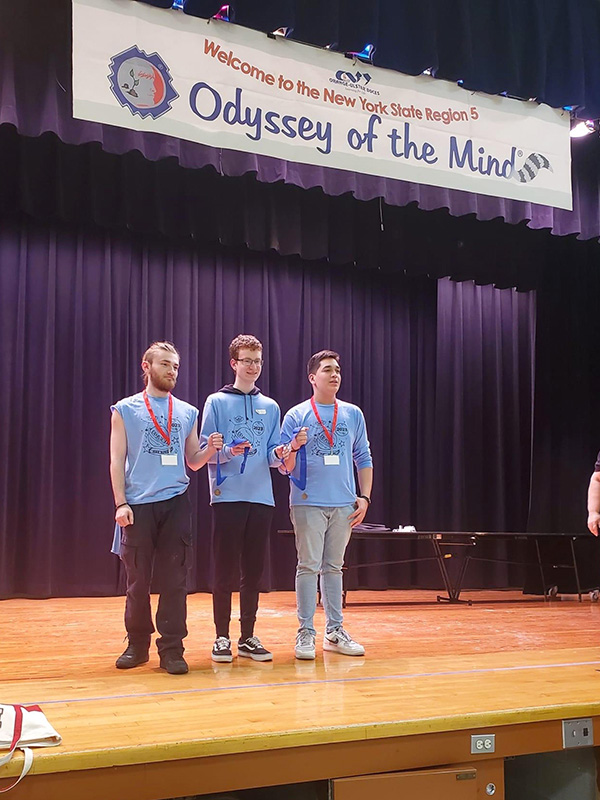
(345, 43), (375, 63)
(270, 27), (293, 38)
(570, 119), (597, 138)
(213, 4), (230, 21)
(172, 0), (184, 7)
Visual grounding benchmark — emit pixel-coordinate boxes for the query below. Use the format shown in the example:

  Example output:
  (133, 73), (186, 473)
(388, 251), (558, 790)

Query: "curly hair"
(229, 334), (263, 360)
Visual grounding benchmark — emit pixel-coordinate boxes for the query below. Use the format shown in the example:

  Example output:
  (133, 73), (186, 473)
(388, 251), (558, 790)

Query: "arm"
(348, 409), (373, 526)
(110, 409), (134, 527)
(277, 410), (307, 474)
(348, 466), (373, 526)
(587, 471), (600, 535)
(199, 397), (250, 462)
(185, 427), (223, 471)
(276, 429), (308, 472)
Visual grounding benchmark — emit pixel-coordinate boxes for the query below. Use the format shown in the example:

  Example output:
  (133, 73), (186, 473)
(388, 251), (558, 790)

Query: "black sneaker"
(159, 651), (189, 674)
(212, 636), (233, 663)
(115, 642), (149, 670)
(238, 636), (272, 662)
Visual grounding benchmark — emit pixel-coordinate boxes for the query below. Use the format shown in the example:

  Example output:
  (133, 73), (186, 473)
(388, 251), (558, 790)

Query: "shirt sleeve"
(187, 407), (199, 440)
(352, 408), (373, 470)
(200, 397), (234, 465)
(266, 402), (283, 467)
(280, 408), (299, 446)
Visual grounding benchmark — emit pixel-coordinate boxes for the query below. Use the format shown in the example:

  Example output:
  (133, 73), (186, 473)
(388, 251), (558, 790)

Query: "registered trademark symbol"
(517, 150), (523, 157)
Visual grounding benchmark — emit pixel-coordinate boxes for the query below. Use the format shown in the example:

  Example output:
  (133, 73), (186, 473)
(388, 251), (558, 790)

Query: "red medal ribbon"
(143, 390), (173, 447)
(310, 397), (338, 449)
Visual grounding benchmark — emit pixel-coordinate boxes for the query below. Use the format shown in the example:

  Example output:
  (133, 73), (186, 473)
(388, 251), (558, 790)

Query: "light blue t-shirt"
(111, 392), (199, 505)
(200, 387), (281, 506)
(281, 398), (373, 507)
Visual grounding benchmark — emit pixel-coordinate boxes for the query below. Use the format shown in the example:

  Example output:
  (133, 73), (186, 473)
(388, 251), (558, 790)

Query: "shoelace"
(297, 630), (314, 647)
(331, 628), (352, 642)
(243, 636), (262, 649)
(214, 637), (230, 651)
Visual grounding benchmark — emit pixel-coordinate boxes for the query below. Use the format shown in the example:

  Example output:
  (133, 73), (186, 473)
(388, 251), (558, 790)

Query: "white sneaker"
(323, 627), (365, 656)
(295, 628), (316, 660)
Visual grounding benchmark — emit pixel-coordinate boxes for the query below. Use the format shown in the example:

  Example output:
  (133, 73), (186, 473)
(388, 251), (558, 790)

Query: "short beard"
(149, 369), (176, 393)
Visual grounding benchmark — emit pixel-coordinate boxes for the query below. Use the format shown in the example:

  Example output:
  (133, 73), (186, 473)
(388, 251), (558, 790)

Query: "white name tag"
(256, 408), (266, 415)
(161, 454), (178, 466)
(323, 454), (340, 466)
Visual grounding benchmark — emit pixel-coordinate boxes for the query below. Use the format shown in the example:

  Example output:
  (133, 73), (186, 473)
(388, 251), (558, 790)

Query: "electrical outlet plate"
(562, 718), (594, 748)
(471, 733), (496, 754)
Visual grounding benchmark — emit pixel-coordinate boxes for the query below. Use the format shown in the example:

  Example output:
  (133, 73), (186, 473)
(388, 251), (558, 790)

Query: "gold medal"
(214, 488), (221, 496)
(302, 492), (308, 500)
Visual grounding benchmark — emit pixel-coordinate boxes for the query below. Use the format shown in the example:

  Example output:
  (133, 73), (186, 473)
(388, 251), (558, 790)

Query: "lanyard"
(143, 391), (173, 447)
(280, 426), (307, 491)
(216, 438), (250, 486)
(310, 397), (338, 450)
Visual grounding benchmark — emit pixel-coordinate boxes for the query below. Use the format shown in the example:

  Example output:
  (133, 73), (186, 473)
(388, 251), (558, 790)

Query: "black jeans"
(120, 491), (192, 656)
(212, 502), (273, 640)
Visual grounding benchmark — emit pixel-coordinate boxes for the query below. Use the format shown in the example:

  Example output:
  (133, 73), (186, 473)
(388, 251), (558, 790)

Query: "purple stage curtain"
(522, 236), (600, 594)
(2, 0), (600, 242)
(1, 123), (586, 291)
(529, 237), (600, 534)
(0, 213), (537, 598)
(435, 278), (535, 533)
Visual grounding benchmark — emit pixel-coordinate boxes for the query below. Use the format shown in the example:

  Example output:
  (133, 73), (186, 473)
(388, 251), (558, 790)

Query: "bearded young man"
(200, 334), (287, 663)
(110, 341), (222, 674)
(280, 350), (373, 660)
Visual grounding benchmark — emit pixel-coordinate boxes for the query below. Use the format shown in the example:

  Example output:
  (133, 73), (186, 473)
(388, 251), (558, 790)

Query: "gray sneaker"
(295, 628), (316, 660)
(323, 627), (365, 656)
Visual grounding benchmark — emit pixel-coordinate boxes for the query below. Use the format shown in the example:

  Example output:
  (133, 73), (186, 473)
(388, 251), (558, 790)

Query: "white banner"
(73, 0), (572, 210)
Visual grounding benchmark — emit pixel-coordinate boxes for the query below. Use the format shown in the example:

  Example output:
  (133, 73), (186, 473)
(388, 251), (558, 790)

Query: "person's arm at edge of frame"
(110, 409), (134, 527)
(587, 470), (600, 535)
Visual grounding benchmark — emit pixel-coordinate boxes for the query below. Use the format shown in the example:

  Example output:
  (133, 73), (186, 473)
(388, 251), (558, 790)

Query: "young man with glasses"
(280, 350), (373, 660)
(200, 334), (285, 663)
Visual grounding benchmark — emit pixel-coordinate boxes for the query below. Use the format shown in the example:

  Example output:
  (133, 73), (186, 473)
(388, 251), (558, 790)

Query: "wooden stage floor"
(2, 590), (600, 798)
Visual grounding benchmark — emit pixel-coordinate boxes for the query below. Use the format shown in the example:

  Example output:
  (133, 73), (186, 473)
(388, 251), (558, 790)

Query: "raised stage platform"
(2, 591), (600, 799)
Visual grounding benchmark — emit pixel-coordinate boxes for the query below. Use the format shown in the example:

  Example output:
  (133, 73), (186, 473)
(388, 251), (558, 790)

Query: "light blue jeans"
(290, 505), (354, 634)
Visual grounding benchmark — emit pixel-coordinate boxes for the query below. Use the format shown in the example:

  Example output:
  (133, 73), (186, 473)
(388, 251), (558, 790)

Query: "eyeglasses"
(236, 358), (263, 367)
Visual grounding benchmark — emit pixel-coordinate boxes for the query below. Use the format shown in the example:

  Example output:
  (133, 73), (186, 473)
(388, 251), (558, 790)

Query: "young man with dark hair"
(110, 342), (223, 674)
(280, 350), (373, 660)
(200, 334), (286, 663)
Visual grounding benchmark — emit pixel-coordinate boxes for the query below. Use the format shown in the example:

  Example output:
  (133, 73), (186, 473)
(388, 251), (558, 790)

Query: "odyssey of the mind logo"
(108, 46), (178, 119)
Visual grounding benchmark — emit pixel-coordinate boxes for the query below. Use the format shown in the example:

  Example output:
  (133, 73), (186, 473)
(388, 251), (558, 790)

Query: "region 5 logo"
(108, 45), (178, 119)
